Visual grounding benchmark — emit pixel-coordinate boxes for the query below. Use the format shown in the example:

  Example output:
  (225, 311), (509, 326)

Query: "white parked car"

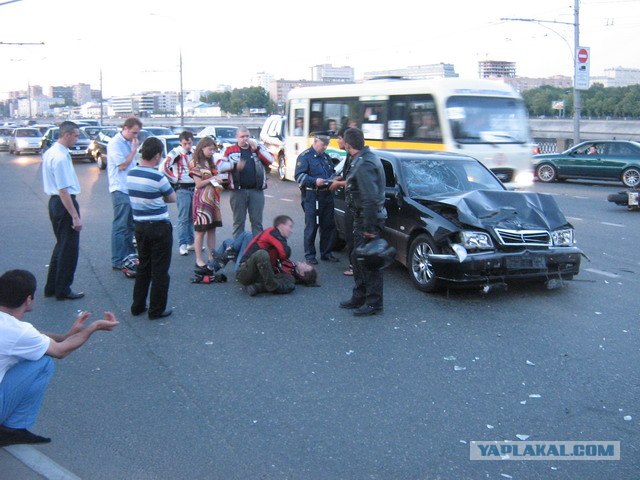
(9, 128), (43, 155)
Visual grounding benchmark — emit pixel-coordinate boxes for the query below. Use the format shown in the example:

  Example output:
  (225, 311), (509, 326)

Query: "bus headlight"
(514, 170), (534, 187)
(551, 228), (575, 246)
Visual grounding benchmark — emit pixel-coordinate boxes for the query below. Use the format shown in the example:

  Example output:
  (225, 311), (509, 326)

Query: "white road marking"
(4, 444), (81, 480)
(601, 221), (625, 228)
(585, 268), (621, 278)
(572, 195), (589, 199)
(566, 216), (583, 222)
(280, 198), (293, 202)
(264, 194), (274, 198)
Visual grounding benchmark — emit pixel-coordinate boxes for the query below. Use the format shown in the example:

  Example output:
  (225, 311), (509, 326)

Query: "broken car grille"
(494, 228), (551, 246)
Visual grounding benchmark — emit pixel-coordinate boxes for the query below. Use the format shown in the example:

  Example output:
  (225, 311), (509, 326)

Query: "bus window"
(310, 108), (323, 136)
(446, 96), (529, 144)
(311, 98), (358, 137)
(408, 96), (440, 141)
(388, 100), (407, 139)
(362, 102), (384, 140)
(292, 108), (305, 136)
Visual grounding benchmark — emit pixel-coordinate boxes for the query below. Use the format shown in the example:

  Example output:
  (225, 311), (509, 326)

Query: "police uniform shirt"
(295, 147), (334, 188)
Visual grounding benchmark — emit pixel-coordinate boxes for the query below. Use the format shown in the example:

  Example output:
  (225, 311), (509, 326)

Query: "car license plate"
(505, 256), (546, 270)
(628, 192), (639, 206)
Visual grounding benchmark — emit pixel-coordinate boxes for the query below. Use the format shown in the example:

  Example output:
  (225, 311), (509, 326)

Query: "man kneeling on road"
(0, 269), (119, 447)
(236, 215), (317, 295)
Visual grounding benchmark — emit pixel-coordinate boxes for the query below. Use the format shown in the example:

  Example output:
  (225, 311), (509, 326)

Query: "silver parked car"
(9, 128), (43, 155)
(0, 127), (13, 151)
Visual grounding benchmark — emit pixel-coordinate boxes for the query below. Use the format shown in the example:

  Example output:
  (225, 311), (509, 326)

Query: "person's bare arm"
(45, 312), (119, 359)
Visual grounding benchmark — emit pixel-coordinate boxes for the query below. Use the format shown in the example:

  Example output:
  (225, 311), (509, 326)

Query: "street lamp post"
(573, 0), (581, 144)
(501, 0), (582, 144)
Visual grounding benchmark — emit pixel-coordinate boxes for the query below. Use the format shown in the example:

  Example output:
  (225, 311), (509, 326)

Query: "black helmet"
(355, 238), (396, 270)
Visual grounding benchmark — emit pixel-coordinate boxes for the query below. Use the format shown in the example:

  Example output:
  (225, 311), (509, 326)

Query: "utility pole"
(99, 68), (104, 126)
(573, 0), (581, 144)
(179, 49), (184, 127)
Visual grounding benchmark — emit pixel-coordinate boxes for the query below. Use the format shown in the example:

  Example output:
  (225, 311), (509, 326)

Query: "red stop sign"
(578, 48), (589, 63)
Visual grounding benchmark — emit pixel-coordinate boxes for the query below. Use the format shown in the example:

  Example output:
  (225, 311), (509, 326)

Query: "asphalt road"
(0, 151), (638, 480)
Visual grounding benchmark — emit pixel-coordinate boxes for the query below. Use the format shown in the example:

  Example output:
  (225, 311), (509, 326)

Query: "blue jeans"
(213, 232), (253, 272)
(0, 356), (55, 429)
(111, 190), (136, 267)
(176, 188), (194, 247)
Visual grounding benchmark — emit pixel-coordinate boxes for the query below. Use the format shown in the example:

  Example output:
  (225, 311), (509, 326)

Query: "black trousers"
(45, 196), (80, 298)
(350, 223), (384, 308)
(132, 221), (173, 318)
(301, 189), (336, 260)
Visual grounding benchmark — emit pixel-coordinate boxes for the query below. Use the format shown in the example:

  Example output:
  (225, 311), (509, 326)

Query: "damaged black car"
(334, 150), (583, 292)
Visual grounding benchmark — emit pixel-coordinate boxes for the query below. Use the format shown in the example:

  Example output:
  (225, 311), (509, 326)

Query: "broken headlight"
(551, 228), (575, 246)
(458, 231), (494, 250)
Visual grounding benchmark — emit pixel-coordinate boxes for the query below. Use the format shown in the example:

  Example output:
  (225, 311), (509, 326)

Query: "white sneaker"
(187, 244), (195, 252)
(179, 244), (189, 256)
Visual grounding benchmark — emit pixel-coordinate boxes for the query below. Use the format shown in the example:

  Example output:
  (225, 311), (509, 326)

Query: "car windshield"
(215, 127), (237, 138)
(165, 138), (181, 151)
(446, 96), (530, 144)
(17, 129), (40, 137)
(0, 128), (12, 135)
(52, 129), (89, 140)
(147, 127), (173, 135)
(401, 157), (505, 197)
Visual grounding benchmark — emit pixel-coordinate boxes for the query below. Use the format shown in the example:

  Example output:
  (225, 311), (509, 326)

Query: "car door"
(602, 142), (639, 181)
(381, 159), (403, 252)
(557, 143), (599, 178)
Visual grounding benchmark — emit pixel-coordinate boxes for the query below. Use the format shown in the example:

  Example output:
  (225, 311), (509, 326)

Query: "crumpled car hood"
(424, 190), (570, 230)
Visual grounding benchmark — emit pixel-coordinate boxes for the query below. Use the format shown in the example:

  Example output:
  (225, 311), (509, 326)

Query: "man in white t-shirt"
(0, 270), (119, 447)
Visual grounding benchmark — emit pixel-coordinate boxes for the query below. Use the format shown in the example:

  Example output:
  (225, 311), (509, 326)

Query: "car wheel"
(622, 167), (640, 188)
(277, 153), (286, 181)
(536, 163), (557, 182)
(408, 234), (440, 293)
(96, 152), (107, 170)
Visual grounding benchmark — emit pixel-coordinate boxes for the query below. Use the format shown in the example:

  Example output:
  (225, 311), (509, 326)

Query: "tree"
(200, 87), (273, 115)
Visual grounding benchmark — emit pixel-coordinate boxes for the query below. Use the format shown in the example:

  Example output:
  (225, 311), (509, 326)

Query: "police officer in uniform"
(339, 128), (387, 316)
(295, 135), (338, 265)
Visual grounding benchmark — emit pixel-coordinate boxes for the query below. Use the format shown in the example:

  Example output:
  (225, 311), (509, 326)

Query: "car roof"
(375, 148), (480, 163)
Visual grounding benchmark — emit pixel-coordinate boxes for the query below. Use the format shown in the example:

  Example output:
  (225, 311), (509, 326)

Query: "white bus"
(280, 77), (535, 188)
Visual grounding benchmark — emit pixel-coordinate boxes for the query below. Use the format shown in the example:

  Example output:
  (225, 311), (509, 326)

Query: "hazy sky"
(1, 0), (638, 98)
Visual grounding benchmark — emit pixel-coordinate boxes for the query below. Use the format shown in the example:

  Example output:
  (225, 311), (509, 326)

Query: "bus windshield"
(446, 96), (529, 144)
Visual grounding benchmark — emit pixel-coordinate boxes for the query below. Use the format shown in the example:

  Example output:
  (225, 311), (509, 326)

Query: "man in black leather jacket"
(339, 128), (387, 316)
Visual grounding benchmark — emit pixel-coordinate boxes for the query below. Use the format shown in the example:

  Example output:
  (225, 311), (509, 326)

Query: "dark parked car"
(88, 128), (154, 170)
(533, 140), (640, 187)
(80, 126), (104, 139)
(334, 150), (582, 292)
(41, 127), (92, 160)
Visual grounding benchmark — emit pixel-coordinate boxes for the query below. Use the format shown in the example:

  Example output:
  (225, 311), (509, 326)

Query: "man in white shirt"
(0, 269), (118, 447)
(107, 117), (142, 270)
(41, 121), (84, 300)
